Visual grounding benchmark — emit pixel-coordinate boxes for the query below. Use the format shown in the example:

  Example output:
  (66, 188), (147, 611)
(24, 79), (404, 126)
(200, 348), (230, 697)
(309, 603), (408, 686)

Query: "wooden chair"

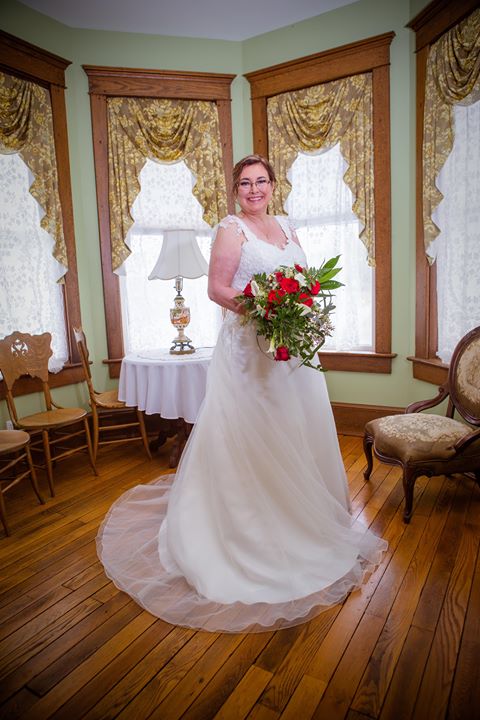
(0, 331), (97, 496)
(0, 429), (45, 536)
(73, 327), (151, 461)
(364, 325), (480, 523)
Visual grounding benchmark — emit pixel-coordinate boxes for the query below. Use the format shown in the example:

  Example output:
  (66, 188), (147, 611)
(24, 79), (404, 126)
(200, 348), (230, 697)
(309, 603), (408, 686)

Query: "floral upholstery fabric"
(365, 414), (475, 463)
(454, 336), (480, 418)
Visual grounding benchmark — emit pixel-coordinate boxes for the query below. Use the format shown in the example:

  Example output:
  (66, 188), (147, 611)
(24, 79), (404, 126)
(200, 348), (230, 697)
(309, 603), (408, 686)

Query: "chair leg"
(42, 429), (55, 497)
(137, 410), (152, 460)
(26, 445), (45, 505)
(92, 407), (100, 462)
(0, 492), (10, 537)
(402, 466), (420, 524)
(84, 418), (98, 476)
(363, 434), (374, 481)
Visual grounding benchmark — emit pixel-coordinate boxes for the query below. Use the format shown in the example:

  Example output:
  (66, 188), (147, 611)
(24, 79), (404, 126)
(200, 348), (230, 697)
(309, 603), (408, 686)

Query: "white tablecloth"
(118, 347), (213, 423)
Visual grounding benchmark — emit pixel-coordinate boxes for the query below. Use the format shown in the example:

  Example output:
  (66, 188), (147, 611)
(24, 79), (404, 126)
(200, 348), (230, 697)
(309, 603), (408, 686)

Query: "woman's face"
(236, 162), (273, 214)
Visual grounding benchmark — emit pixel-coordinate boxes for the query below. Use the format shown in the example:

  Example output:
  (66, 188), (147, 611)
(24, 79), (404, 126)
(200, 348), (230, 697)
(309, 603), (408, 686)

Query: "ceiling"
(20, 0), (358, 42)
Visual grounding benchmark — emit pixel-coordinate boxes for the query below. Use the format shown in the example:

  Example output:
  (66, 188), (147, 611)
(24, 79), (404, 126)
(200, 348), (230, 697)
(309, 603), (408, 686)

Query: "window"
(245, 33), (395, 373)
(84, 65), (235, 377)
(285, 147), (374, 352)
(407, 0), (479, 385)
(0, 153), (68, 368)
(0, 31), (84, 399)
(119, 159), (222, 353)
(430, 101), (480, 362)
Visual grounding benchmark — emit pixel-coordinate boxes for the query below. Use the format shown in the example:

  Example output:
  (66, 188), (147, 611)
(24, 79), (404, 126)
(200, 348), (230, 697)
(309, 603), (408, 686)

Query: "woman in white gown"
(97, 155), (387, 632)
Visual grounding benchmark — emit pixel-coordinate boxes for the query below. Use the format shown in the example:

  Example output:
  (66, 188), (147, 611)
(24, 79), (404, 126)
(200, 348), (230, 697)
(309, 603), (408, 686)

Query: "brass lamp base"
(169, 276), (196, 355)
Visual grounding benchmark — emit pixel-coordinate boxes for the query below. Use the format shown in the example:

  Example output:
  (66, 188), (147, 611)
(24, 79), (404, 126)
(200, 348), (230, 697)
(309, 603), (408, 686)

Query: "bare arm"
(208, 223), (245, 313)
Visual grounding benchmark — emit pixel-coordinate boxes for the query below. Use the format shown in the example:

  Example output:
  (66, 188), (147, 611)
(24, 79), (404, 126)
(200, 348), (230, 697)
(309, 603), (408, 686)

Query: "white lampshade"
(148, 229), (208, 280)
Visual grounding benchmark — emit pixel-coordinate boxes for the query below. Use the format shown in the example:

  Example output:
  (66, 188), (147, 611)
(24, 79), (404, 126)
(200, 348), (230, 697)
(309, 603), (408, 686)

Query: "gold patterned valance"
(267, 72), (375, 265)
(423, 8), (480, 262)
(0, 70), (66, 270)
(107, 97), (227, 272)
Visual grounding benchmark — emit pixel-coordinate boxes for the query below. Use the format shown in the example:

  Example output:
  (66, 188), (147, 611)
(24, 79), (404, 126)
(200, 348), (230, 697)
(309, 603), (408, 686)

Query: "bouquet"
(236, 256), (343, 371)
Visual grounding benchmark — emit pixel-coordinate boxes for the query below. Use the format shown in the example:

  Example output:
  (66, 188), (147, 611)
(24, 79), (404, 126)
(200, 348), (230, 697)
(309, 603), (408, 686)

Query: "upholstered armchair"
(363, 326), (480, 523)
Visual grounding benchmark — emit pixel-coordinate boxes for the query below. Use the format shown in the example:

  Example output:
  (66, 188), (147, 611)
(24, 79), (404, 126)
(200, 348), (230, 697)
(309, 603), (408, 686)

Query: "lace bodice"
(216, 215), (307, 292)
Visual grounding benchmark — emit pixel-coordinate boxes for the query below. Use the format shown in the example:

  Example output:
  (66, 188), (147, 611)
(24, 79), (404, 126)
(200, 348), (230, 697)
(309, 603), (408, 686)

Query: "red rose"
(299, 292), (313, 307)
(274, 346), (290, 361)
(309, 280), (321, 295)
(268, 288), (286, 304)
(294, 264), (304, 272)
(275, 271), (285, 282)
(243, 282), (254, 298)
(279, 277), (300, 294)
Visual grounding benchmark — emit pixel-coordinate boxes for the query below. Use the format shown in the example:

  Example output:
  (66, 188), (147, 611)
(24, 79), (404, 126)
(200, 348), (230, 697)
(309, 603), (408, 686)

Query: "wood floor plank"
(257, 607), (340, 714)
(413, 524), (480, 720)
(213, 665), (273, 720)
(278, 674), (327, 720)
(0, 592), (134, 705)
(147, 632), (245, 720)
(20, 611), (159, 719)
(0, 440), (478, 720)
(183, 633), (273, 720)
(378, 624), (433, 720)
(114, 629), (219, 720)
(77, 626), (194, 720)
(447, 535), (480, 720)
(350, 480), (461, 717)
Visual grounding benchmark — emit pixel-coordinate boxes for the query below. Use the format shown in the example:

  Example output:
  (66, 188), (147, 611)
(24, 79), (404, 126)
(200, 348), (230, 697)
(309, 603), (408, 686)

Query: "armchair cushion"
(365, 414), (473, 463)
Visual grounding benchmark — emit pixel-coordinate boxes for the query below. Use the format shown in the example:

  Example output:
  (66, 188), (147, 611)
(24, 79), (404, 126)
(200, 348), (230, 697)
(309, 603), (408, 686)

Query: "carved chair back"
(0, 332), (54, 422)
(72, 327), (96, 401)
(447, 325), (480, 426)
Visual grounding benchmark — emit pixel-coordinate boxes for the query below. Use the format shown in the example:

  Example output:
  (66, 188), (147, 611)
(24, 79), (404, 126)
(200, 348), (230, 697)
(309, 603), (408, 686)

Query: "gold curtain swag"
(267, 73), (375, 265)
(107, 96), (228, 272)
(0, 71), (67, 270)
(423, 8), (480, 262)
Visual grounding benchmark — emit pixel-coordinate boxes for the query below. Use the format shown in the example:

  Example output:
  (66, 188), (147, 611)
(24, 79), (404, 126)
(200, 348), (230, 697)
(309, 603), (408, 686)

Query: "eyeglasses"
(237, 178), (271, 191)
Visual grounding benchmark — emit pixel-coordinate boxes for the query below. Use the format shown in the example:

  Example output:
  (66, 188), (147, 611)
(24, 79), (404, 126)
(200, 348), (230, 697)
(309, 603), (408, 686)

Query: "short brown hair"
(232, 154), (276, 193)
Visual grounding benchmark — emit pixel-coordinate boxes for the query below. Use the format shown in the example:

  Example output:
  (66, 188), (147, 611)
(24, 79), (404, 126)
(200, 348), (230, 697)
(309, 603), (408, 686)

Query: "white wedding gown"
(97, 215), (387, 632)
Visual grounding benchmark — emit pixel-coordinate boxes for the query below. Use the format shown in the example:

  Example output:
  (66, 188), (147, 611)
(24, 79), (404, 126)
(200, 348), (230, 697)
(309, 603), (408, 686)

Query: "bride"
(97, 154), (387, 632)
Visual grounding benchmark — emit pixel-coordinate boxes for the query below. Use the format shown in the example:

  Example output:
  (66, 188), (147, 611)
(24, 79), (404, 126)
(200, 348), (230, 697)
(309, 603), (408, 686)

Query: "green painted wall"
(1, 0), (436, 426)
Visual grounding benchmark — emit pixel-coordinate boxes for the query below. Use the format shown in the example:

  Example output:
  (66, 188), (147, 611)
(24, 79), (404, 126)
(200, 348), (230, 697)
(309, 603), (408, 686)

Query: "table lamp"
(148, 229), (209, 354)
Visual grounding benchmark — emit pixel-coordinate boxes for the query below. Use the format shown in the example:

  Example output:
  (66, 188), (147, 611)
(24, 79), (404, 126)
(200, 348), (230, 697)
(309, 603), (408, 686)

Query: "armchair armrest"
(454, 427), (480, 453)
(405, 385), (449, 414)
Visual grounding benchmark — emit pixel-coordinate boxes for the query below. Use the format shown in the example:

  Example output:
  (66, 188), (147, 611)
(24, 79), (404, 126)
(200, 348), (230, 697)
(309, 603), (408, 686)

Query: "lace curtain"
(0, 70), (67, 270)
(430, 100), (480, 362)
(423, 8), (480, 260)
(285, 146), (373, 351)
(0, 153), (68, 370)
(120, 159), (222, 353)
(267, 72), (375, 265)
(107, 97), (227, 272)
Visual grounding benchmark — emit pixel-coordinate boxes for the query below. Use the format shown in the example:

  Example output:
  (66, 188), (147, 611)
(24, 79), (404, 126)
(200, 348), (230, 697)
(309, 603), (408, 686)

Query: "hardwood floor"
(0, 435), (478, 719)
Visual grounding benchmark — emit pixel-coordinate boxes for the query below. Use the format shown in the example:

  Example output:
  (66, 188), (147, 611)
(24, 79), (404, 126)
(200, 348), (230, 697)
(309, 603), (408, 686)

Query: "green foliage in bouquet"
(236, 256), (343, 371)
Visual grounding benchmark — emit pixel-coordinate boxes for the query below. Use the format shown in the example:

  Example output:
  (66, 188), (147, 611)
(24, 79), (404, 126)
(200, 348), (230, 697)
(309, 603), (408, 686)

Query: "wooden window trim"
(244, 33), (395, 374)
(0, 31), (84, 401)
(407, 0), (478, 385)
(83, 65), (236, 378)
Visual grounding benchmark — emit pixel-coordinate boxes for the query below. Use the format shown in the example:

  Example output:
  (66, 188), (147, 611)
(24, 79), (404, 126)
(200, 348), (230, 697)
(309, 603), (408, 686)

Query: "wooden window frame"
(244, 33), (395, 373)
(83, 65), (236, 378)
(407, 0), (479, 385)
(0, 31), (84, 399)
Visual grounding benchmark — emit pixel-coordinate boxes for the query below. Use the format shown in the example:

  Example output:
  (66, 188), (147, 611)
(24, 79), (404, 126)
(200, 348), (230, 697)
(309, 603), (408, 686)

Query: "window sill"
(0, 363), (85, 400)
(319, 351), (396, 373)
(103, 352), (397, 378)
(407, 356), (448, 386)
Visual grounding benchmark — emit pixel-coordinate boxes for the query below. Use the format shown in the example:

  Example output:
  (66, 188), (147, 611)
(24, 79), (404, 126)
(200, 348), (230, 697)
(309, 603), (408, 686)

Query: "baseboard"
(332, 402), (404, 436)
